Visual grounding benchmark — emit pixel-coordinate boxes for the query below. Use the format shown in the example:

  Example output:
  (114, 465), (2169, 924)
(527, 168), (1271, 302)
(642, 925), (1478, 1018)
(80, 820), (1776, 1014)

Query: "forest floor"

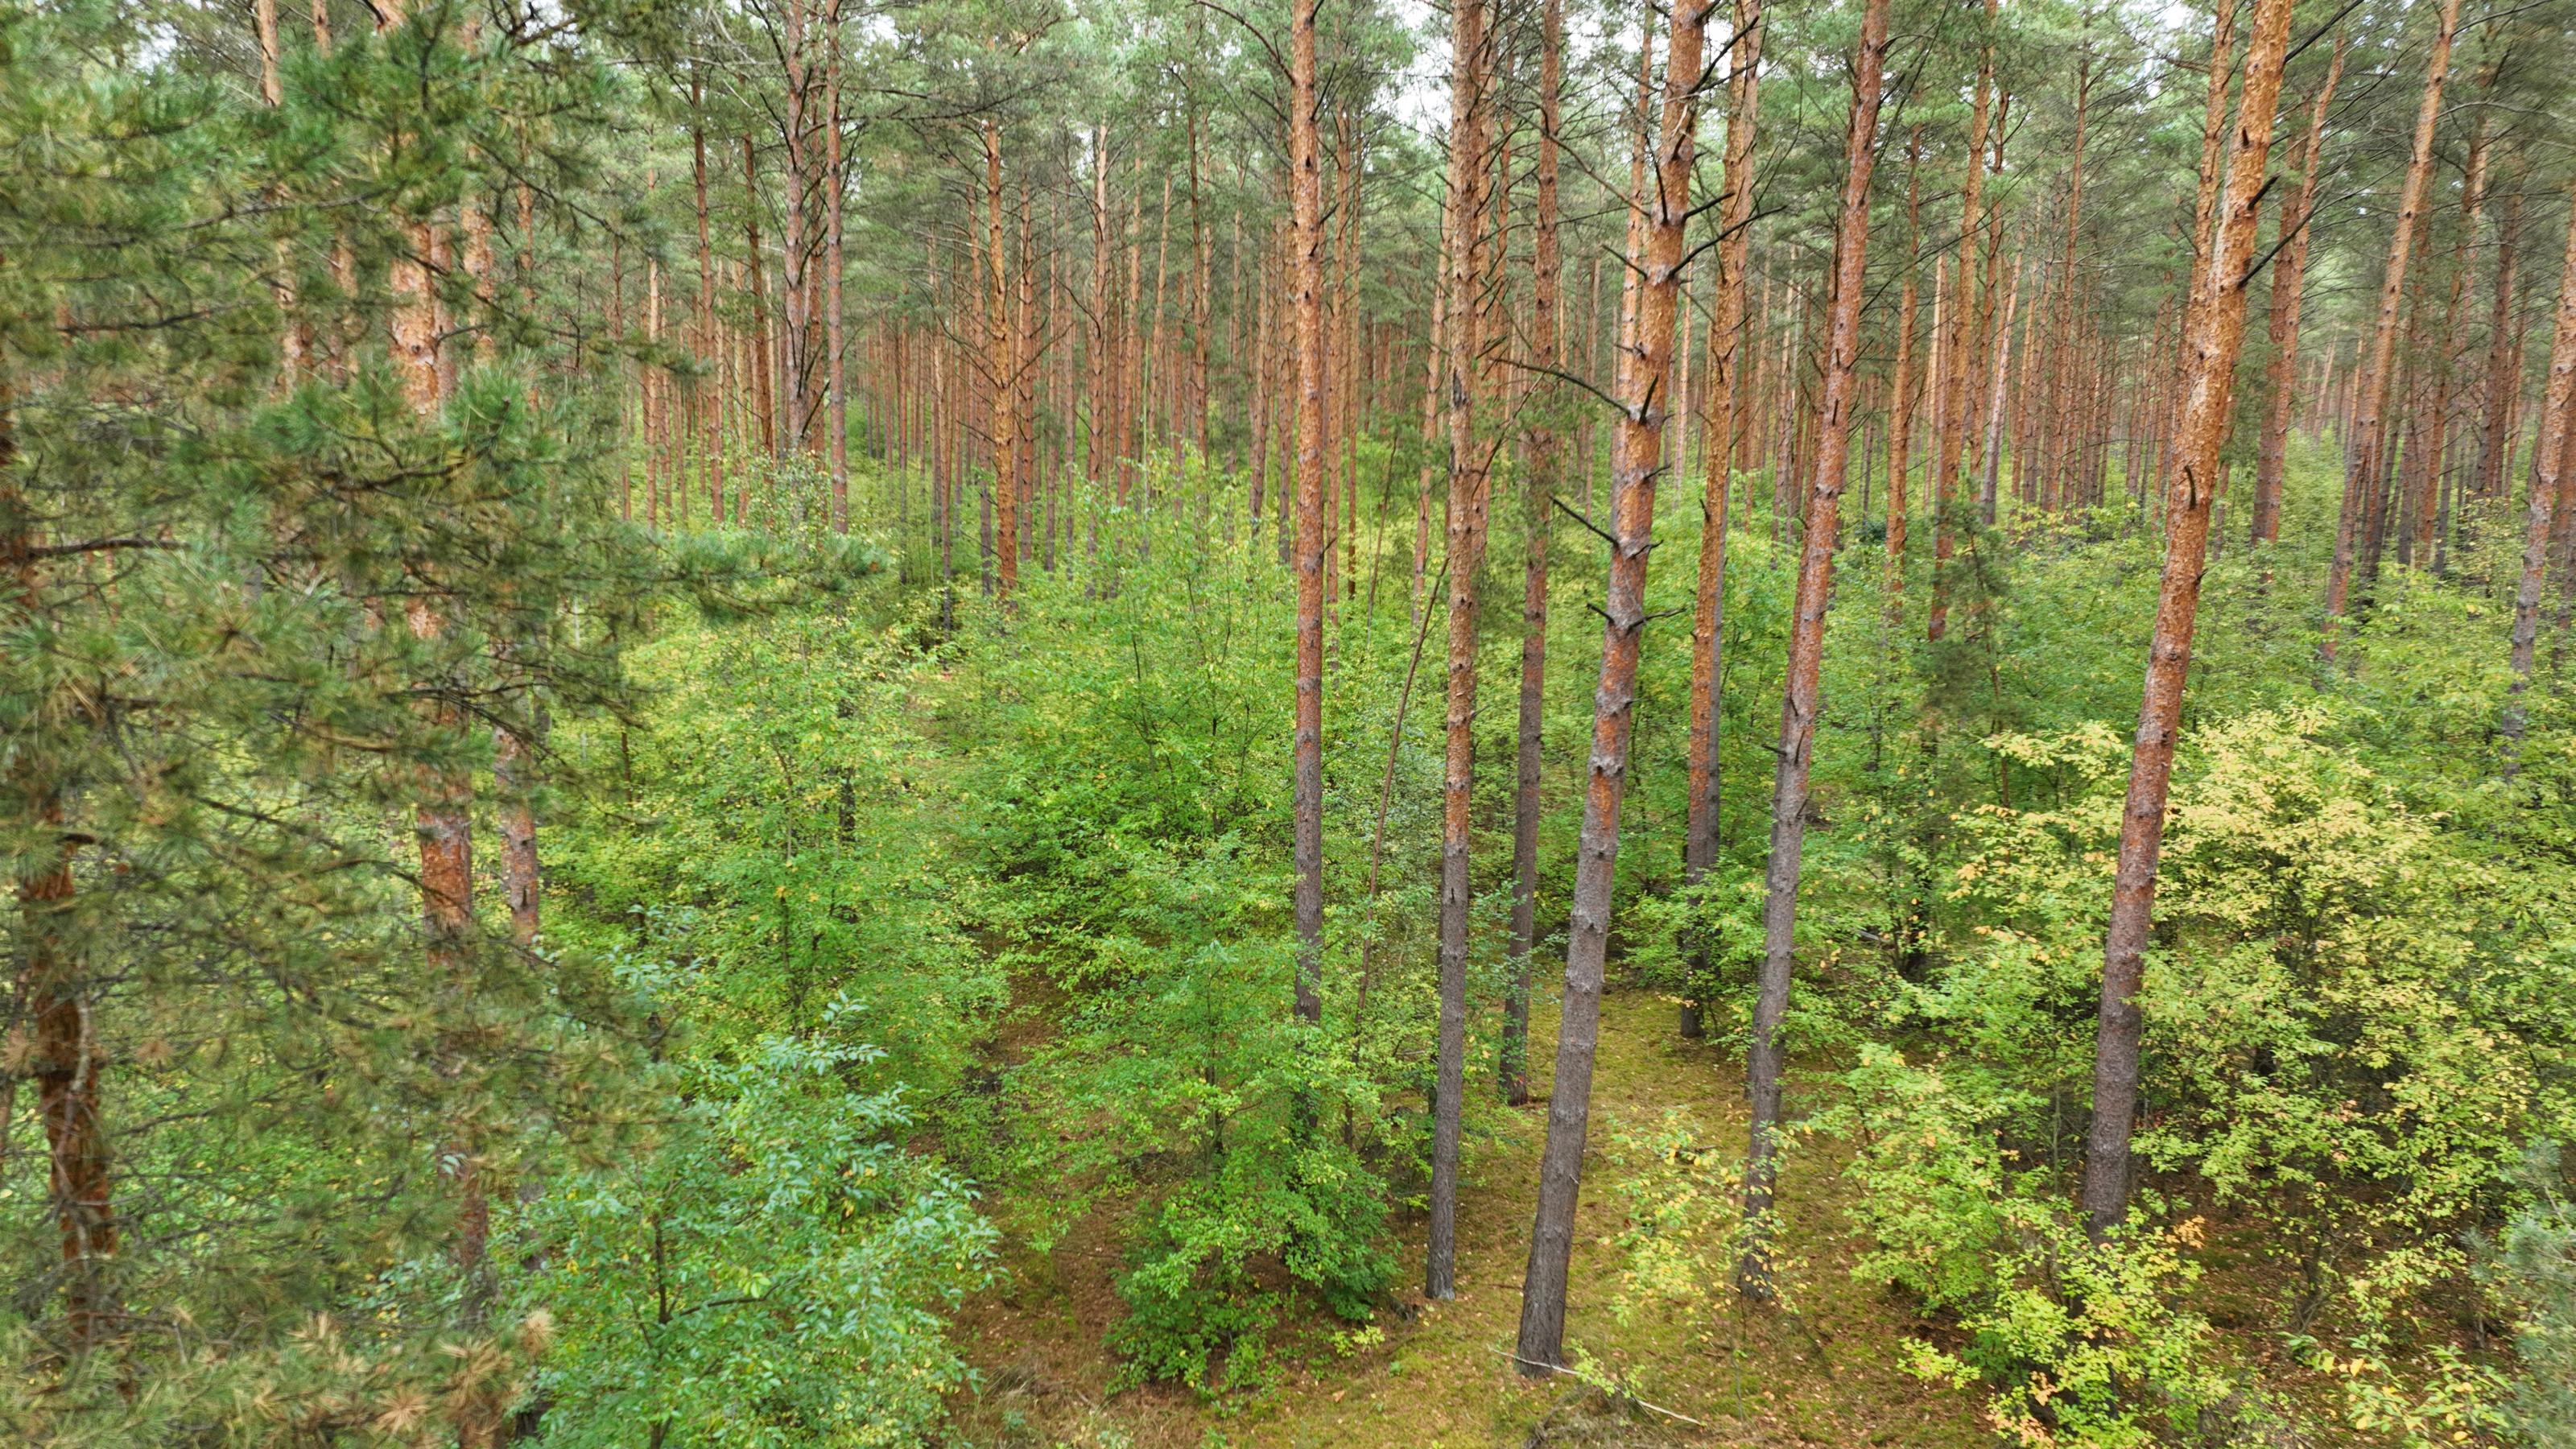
(944, 989), (1993, 1448)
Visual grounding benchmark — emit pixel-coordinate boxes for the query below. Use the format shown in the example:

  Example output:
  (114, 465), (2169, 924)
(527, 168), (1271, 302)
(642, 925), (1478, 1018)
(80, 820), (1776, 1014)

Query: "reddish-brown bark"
(2080, 0), (2298, 1239)
(1683, 0), (1761, 904)
(1428, 0), (1492, 1302)
(2322, 0), (2462, 657)
(1517, 0), (1714, 1373)
(1742, 0), (1889, 1294)
(2252, 40), (2344, 547)
(2501, 181), (2576, 764)
(1287, 0), (1326, 1025)
(1928, 0), (1999, 644)
(1501, 0), (1567, 1108)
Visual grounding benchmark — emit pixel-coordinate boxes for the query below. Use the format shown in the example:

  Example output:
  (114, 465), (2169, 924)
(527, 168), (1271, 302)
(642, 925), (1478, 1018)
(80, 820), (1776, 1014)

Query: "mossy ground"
(946, 989), (1992, 1447)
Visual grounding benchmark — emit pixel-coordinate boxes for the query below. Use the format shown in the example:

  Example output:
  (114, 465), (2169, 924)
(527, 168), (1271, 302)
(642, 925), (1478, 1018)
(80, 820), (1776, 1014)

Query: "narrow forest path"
(947, 989), (1991, 1447)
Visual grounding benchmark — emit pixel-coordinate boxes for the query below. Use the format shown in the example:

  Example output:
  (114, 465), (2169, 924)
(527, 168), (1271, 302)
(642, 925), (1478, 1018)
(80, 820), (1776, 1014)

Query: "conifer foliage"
(9, 0), (2576, 1441)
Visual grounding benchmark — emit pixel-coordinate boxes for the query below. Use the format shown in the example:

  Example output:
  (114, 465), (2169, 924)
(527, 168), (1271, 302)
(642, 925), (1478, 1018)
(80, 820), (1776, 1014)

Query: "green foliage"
(1827, 694), (2576, 1439)
(924, 515), (1399, 1391)
(2496, 1145), (2576, 1444)
(1836, 1047), (2244, 1446)
(522, 997), (996, 1448)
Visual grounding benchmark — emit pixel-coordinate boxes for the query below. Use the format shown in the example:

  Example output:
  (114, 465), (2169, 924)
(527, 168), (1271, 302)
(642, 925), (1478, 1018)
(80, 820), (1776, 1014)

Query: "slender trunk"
(1978, 255), (2019, 523)
(1089, 128), (1113, 494)
(2252, 42), (2344, 547)
(1287, 0), (1327, 1024)
(744, 138), (777, 459)
(825, 8), (848, 532)
(1740, 0), (1890, 1295)
(2322, 0), (2463, 658)
(983, 122), (1017, 597)
(1684, 0), (1762, 905)
(779, 0), (812, 456)
(2478, 190), (2525, 502)
(2417, 118), (2489, 570)
(2500, 183), (2576, 764)
(693, 73), (723, 522)
(1886, 132), (1922, 611)
(1928, 0), (2000, 643)
(1416, 192), (1453, 621)
(1501, 0), (1567, 1108)
(1516, 0), (1713, 1373)
(1427, 0), (1493, 1302)
(2080, 0), (2297, 1239)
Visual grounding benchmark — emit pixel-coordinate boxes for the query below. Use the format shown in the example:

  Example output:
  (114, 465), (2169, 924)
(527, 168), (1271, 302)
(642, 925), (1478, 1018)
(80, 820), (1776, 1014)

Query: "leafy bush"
(522, 1000), (996, 1447)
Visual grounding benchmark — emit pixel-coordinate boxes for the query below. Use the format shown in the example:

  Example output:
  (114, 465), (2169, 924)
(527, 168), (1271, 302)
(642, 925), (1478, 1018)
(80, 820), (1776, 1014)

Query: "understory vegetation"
(9, 0), (2576, 1442)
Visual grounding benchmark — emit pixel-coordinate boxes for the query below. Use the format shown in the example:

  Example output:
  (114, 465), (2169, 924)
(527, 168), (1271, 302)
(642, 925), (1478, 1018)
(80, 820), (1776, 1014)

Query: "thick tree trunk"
(2322, 0), (2462, 658)
(4, 407), (118, 1347)
(2079, 0), (2297, 1239)
(1515, 0), (1712, 1373)
(1740, 0), (1889, 1296)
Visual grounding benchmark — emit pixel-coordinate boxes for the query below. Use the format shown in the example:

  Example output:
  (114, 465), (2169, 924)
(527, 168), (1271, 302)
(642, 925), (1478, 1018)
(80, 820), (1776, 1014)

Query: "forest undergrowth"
(528, 438), (2574, 1447)
(13, 0), (2576, 1439)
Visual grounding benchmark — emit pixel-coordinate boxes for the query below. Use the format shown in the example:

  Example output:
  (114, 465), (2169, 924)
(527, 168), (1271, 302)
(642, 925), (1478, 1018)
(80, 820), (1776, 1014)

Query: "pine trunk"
(1741, 0), (1889, 1295)
(2322, 0), (2463, 657)
(1287, 0), (1327, 1024)
(2080, 0), (2298, 1239)
(1516, 0), (1712, 1372)
(1501, 0), (1566, 1108)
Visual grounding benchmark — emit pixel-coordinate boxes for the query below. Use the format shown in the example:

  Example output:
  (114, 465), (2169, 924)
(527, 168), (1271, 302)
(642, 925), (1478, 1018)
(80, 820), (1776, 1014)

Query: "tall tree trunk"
(2252, 40), (2344, 547)
(1415, 204), (1448, 620)
(378, 9), (496, 1436)
(743, 137), (777, 460)
(984, 121), (1017, 597)
(1501, 0), (1567, 1108)
(1682, 0), (1762, 954)
(2417, 115), (2489, 571)
(2478, 188), (2524, 502)
(825, 7), (848, 532)
(2046, 36), (2092, 516)
(1515, 0), (1713, 1372)
(2322, 0), (2463, 658)
(1427, 0), (1492, 1302)
(2500, 181), (2576, 766)
(1740, 0), (1890, 1297)
(1886, 131), (1922, 612)
(2079, 0), (2297, 1240)
(1287, 0), (1327, 1024)
(692, 72), (722, 522)
(1090, 128), (1113, 495)
(1928, 0), (2000, 643)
